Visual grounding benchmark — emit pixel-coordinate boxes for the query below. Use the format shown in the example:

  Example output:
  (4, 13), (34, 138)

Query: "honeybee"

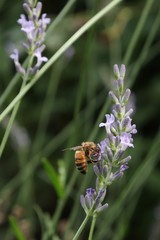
(64, 141), (101, 174)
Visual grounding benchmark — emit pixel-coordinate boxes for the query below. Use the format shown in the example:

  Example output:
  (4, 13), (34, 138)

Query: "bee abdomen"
(75, 151), (87, 174)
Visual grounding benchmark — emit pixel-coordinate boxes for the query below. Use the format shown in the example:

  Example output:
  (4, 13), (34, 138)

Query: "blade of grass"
(42, 158), (64, 199)
(9, 216), (26, 240)
(124, 0), (155, 65)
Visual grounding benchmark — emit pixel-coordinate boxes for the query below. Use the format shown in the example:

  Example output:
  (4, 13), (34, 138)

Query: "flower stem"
(0, 54), (34, 158)
(0, 79), (26, 158)
(72, 214), (90, 240)
(88, 215), (97, 240)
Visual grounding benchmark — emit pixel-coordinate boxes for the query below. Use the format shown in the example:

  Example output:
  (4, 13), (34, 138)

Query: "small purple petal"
(41, 13), (51, 29)
(120, 132), (134, 150)
(86, 188), (96, 199)
(99, 114), (115, 130)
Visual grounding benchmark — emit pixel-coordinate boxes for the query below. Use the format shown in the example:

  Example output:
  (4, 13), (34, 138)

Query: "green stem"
(0, 54), (34, 158)
(0, 74), (19, 108)
(0, 0), (122, 123)
(88, 215), (97, 240)
(9, 216), (26, 240)
(123, 0), (154, 65)
(72, 214), (90, 240)
(0, 79), (26, 158)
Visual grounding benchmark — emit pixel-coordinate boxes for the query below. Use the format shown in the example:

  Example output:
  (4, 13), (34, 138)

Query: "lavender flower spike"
(80, 64), (137, 217)
(10, 0), (50, 79)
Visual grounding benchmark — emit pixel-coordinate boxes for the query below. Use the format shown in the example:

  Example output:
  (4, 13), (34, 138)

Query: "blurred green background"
(0, 0), (160, 239)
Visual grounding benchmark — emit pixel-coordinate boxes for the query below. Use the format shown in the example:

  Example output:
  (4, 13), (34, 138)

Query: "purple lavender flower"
(80, 64), (137, 216)
(98, 64), (136, 199)
(80, 188), (108, 215)
(99, 64), (137, 165)
(99, 114), (115, 134)
(10, 0), (50, 79)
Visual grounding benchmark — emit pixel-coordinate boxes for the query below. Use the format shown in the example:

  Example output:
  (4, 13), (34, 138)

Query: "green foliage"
(42, 158), (65, 199)
(9, 216), (26, 240)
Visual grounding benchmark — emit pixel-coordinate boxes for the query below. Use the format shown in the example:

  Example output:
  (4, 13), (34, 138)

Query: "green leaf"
(42, 158), (64, 199)
(57, 159), (66, 188)
(9, 215), (26, 240)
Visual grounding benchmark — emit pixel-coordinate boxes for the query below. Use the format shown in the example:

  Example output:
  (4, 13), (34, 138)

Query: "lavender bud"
(117, 77), (124, 95)
(93, 165), (101, 177)
(80, 195), (87, 212)
(111, 171), (123, 181)
(125, 108), (134, 117)
(120, 164), (129, 171)
(114, 149), (125, 161)
(115, 120), (121, 133)
(35, 2), (42, 18)
(120, 64), (126, 79)
(108, 91), (119, 104)
(114, 104), (122, 119)
(122, 117), (130, 130)
(95, 189), (106, 207)
(131, 126), (137, 134)
(106, 146), (113, 162)
(115, 103), (121, 113)
(95, 203), (109, 213)
(23, 3), (32, 17)
(118, 156), (131, 165)
(122, 89), (131, 105)
(102, 165), (108, 178)
(113, 64), (120, 80)
(85, 195), (92, 210)
(26, 0), (34, 8)
(115, 136), (120, 147)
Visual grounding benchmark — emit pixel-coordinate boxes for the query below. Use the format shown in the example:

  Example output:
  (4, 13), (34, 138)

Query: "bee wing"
(62, 146), (82, 151)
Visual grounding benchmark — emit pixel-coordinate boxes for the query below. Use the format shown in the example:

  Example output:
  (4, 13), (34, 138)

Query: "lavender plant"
(10, 0), (50, 81)
(73, 64), (137, 240)
(0, 0), (50, 157)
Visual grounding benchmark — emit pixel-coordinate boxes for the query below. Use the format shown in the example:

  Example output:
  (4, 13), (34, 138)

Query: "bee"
(64, 142), (101, 174)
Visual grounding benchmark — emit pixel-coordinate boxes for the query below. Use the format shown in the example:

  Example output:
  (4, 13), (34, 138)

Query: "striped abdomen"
(75, 150), (87, 174)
